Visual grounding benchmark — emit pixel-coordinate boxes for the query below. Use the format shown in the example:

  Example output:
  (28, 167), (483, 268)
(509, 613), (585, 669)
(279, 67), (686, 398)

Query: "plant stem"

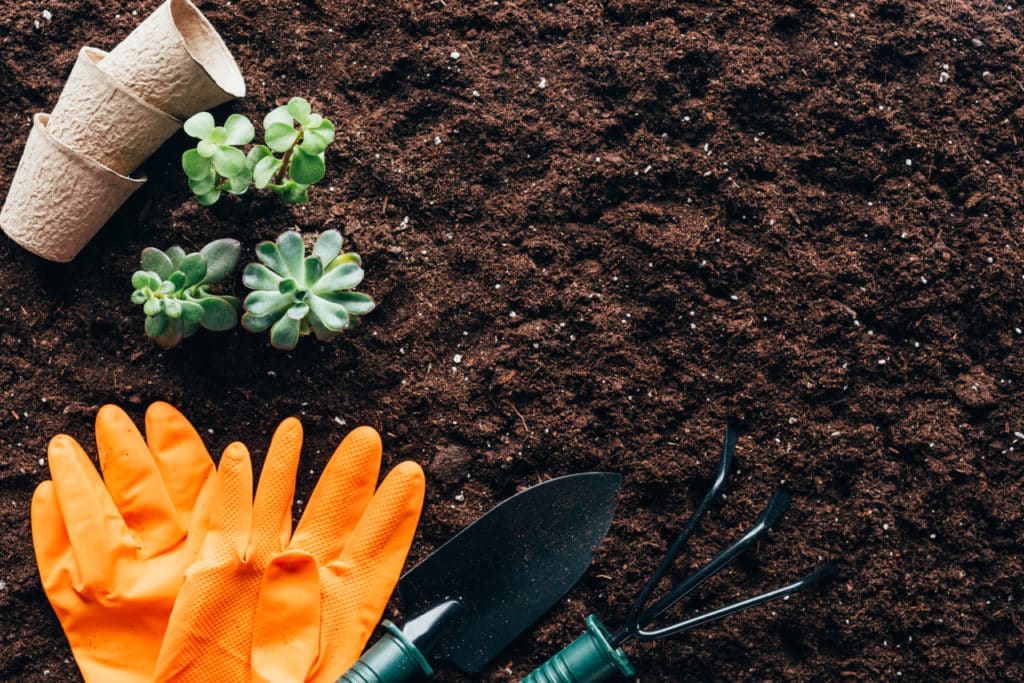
(273, 126), (303, 185)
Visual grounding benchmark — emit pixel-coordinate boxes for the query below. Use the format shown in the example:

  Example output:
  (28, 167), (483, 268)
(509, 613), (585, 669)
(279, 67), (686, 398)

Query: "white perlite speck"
(42, 9), (53, 20)
(538, 77), (547, 88)
(453, 354), (463, 364)
(450, 51), (460, 59)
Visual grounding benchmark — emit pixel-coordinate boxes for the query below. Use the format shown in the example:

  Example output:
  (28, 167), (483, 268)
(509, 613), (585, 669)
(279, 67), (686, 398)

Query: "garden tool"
(336, 472), (622, 683)
(31, 402), (217, 683)
(153, 419), (425, 683)
(522, 425), (836, 682)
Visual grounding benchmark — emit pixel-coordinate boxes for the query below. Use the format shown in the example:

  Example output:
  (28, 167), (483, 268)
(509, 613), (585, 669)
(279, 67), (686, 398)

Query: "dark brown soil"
(2, 0), (1024, 680)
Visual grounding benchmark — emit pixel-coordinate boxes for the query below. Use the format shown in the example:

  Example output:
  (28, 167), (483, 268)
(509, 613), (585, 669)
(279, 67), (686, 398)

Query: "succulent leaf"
(277, 231), (306, 277)
(290, 149), (325, 185)
(256, 241), (290, 275)
(200, 239), (241, 283)
(224, 114), (256, 146)
(141, 248), (175, 279)
(277, 181), (310, 205)
(178, 253), (208, 288)
(321, 290), (375, 315)
(182, 149), (212, 179)
(312, 230), (342, 265)
(244, 290), (293, 317)
(264, 105), (293, 129)
(196, 189), (221, 206)
(266, 122), (300, 153)
(145, 313), (169, 338)
(287, 97), (312, 125)
(213, 145), (247, 178)
(253, 155), (283, 189)
(243, 263), (283, 290)
(270, 315), (301, 350)
(131, 271), (151, 290)
(314, 262), (363, 293)
(197, 140), (218, 159)
(198, 296), (239, 331)
(309, 295), (350, 330)
(184, 112), (215, 140)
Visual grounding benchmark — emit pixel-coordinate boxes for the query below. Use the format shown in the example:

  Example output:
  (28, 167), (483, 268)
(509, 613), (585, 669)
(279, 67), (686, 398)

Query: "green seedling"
(131, 238), (242, 348)
(241, 229), (373, 350)
(181, 113), (255, 205)
(247, 97), (335, 204)
(182, 98), (335, 206)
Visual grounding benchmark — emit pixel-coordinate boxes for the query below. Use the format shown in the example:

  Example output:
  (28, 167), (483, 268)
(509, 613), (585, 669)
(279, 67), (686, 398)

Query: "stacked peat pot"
(0, 0), (244, 262)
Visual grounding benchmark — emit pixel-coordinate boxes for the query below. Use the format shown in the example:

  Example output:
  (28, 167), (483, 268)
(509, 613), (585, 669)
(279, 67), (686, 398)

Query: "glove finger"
(314, 462), (425, 679)
(145, 401), (216, 524)
(250, 417), (302, 559)
(48, 434), (129, 587)
(96, 404), (185, 553)
(291, 425), (382, 564)
(31, 480), (76, 592)
(250, 550), (321, 683)
(208, 441), (254, 560)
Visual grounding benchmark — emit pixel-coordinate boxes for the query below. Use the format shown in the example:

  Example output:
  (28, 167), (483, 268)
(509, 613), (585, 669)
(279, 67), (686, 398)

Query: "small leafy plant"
(181, 98), (335, 206)
(131, 239), (241, 348)
(181, 113), (255, 205)
(241, 230), (374, 350)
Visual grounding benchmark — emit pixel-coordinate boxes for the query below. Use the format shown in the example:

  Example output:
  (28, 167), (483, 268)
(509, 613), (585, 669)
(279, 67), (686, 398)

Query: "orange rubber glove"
(30, 403), (217, 683)
(153, 419), (425, 683)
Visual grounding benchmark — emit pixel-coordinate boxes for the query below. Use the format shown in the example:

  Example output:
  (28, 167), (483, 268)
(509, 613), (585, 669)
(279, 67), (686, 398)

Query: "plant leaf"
(198, 296), (238, 331)
(314, 262), (364, 293)
(266, 122), (300, 153)
(225, 170), (251, 195)
(307, 113), (324, 128)
(289, 149), (325, 185)
(140, 248), (174, 279)
(163, 298), (183, 318)
(131, 270), (151, 289)
(244, 290), (293, 317)
(286, 303), (310, 320)
(180, 300), (205, 323)
(189, 176), (217, 196)
(312, 230), (342, 266)
(197, 139), (218, 158)
(328, 252), (362, 269)
(247, 144), (271, 170)
(145, 312), (169, 338)
(182, 149), (212, 179)
(166, 247), (186, 268)
(242, 312), (277, 333)
(131, 290), (148, 304)
(200, 238), (241, 283)
(276, 231), (306, 278)
(184, 112), (215, 140)
(213, 145), (247, 178)
(303, 255), (323, 285)
(182, 317), (201, 338)
(224, 114), (255, 145)
(159, 278), (178, 294)
(264, 105), (292, 129)
(154, 318), (184, 348)
(196, 188), (221, 205)
(253, 155), (283, 189)
(242, 262), (283, 290)
(269, 314), (301, 350)
(321, 290), (375, 315)
(143, 298), (163, 316)
(255, 241), (290, 275)
(277, 181), (309, 205)
(177, 253), (208, 288)
(308, 311), (343, 341)
(287, 97), (312, 125)
(308, 295), (351, 330)
(304, 119), (335, 152)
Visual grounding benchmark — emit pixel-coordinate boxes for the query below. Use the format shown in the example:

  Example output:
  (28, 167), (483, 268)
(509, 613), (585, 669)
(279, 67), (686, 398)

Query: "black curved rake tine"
(634, 488), (792, 632)
(636, 562), (838, 640)
(613, 424), (737, 646)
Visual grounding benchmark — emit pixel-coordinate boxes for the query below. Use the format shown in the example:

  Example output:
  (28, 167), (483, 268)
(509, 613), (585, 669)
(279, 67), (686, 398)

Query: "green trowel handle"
(521, 616), (635, 683)
(335, 621), (434, 683)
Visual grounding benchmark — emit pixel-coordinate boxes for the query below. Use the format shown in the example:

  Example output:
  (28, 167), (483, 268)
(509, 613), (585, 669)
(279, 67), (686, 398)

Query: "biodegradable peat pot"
(103, 0), (245, 119)
(49, 47), (182, 175)
(0, 114), (146, 263)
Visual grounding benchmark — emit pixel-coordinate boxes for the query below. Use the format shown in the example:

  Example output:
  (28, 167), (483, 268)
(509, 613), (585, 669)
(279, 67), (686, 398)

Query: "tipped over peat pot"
(0, 113), (146, 263)
(48, 47), (182, 175)
(102, 0), (245, 119)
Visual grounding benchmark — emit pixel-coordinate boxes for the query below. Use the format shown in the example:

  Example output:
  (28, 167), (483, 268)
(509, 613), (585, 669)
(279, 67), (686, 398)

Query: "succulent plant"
(131, 239), (242, 348)
(241, 230), (373, 350)
(181, 113), (255, 205)
(182, 98), (335, 206)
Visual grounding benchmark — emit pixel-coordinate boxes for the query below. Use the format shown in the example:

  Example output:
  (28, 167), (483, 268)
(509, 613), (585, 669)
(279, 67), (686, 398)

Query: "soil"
(1, 0), (1023, 680)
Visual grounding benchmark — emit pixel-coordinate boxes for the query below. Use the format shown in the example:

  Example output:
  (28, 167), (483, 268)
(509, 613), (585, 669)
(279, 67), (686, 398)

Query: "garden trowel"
(335, 472), (622, 682)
